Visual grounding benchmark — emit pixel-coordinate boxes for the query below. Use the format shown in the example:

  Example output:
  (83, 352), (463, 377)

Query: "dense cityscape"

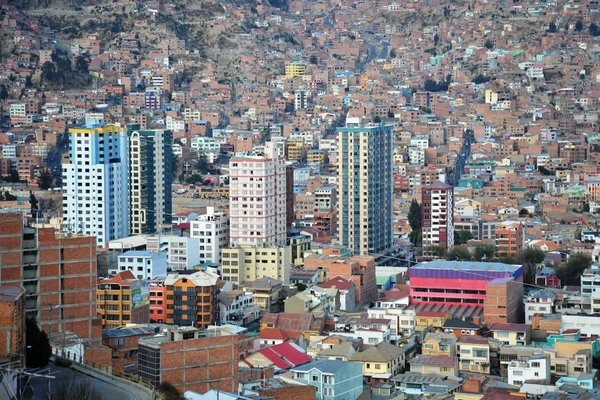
(1, 0), (600, 399)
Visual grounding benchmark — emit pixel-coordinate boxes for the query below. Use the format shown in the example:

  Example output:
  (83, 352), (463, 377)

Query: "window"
(312, 375), (319, 382)
(374, 364), (381, 370)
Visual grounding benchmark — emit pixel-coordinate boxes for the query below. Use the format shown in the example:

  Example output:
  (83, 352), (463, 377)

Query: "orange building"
(495, 222), (524, 257)
(164, 271), (220, 328)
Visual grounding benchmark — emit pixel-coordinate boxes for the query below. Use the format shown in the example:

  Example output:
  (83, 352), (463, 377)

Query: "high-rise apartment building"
(229, 144), (287, 247)
(127, 125), (173, 235)
(164, 271), (221, 328)
(0, 212), (100, 340)
(97, 270), (150, 329)
(190, 207), (229, 265)
(336, 117), (393, 255)
(62, 116), (129, 247)
(495, 222), (524, 257)
(421, 181), (454, 250)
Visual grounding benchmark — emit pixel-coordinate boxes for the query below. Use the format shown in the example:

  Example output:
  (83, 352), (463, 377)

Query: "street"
(27, 364), (150, 400)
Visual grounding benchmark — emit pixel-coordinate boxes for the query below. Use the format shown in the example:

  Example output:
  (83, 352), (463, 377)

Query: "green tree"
(424, 246), (445, 258)
(26, 316), (52, 368)
(454, 230), (474, 245)
(434, 34), (439, 46)
(473, 244), (496, 261)
(443, 6), (450, 18)
(472, 74), (491, 84)
(0, 84), (8, 100)
(75, 55), (89, 74)
(373, 116), (382, 123)
(446, 246), (472, 261)
(520, 248), (546, 284)
(549, 22), (557, 33)
(29, 191), (39, 218)
(538, 166), (552, 175)
(576, 20), (583, 31)
(484, 39), (493, 49)
(556, 254), (591, 286)
(6, 169), (20, 183)
(408, 199), (422, 245)
(157, 382), (184, 400)
(296, 282), (308, 292)
(185, 173), (203, 185)
(38, 170), (53, 190)
(389, 48), (397, 58)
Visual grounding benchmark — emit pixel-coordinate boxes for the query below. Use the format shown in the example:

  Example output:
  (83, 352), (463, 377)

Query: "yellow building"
(97, 270), (150, 330)
(285, 139), (304, 161)
(307, 149), (326, 164)
(349, 342), (406, 384)
(183, 108), (202, 121)
(289, 234), (311, 265)
(456, 337), (498, 374)
(416, 311), (451, 330)
(285, 62), (306, 77)
(490, 323), (531, 346)
(422, 333), (457, 357)
(221, 244), (291, 284)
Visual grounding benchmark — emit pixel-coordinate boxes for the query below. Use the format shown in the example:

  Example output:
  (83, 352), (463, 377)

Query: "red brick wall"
(261, 385), (316, 400)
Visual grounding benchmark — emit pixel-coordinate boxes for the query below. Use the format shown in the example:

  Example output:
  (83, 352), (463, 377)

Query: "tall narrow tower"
(62, 115), (129, 247)
(128, 125), (173, 234)
(336, 116), (393, 255)
(421, 181), (454, 250)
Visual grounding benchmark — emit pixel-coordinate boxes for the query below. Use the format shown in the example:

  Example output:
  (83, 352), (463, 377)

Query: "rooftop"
(412, 260), (522, 273)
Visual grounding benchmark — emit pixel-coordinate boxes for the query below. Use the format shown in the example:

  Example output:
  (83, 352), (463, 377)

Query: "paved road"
(27, 364), (151, 400)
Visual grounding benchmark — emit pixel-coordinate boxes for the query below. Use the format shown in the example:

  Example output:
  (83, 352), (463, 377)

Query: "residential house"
(289, 360), (364, 400)
(409, 355), (459, 377)
(349, 342), (407, 385)
(260, 312), (324, 340)
(507, 354), (551, 386)
(489, 323), (531, 346)
(317, 277), (356, 311)
(241, 342), (311, 371)
(242, 277), (283, 312)
(442, 318), (483, 337)
(416, 311), (452, 331)
(457, 336), (499, 375)
(422, 333), (458, 357)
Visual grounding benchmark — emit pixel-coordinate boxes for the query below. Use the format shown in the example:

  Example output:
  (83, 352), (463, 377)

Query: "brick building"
(0, 212), (101, 340)
(0, 286), (25, 367)
(137, 327), (239, 394)
(303, 248), (378, 305)
(101, 325), (156, 372)
(484, 277), (524, 325)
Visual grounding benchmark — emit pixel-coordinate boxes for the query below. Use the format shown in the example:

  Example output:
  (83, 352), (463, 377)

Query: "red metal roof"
(259, 328), (289, 341)
(258, 342), (311, 369)
(318, 276), (353, 290)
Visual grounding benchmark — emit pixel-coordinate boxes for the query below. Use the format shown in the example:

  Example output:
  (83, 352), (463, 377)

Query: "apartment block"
(190, 207), (229, 265)
(220, 244), (291, 285)
(62, 117), (129, 247)
(484, 277), (524, 325)
(456, 336), (499, 375)
(421, 181), (454, 250)
(149, 279), (166, 323)
(337, 118), (393, 255)
(0, 212), (100, 340)
(289, 360), (364, 400)
(229, 144), (287, 247)
(164, 271), (221, 328)
(97, 271), (150, 330)
(127, 126), (173, 235)
(138, 327), (239, 393)
(146, 235), (200, 271)
(495, 222), (524, 257)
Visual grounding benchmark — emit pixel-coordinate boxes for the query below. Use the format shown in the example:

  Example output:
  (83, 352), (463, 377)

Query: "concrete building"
(508, 354), (551, 386)
(289, 360), (364, 400)
(62, 117), (129, 247)
(97, 270), (150, 329)
(229, 144), (287, 247)
(525, 290), (555, 323)
(349, 342), (406, 385)
(242, 277), (283, 312)
(164, 271), (221, 328)
(111, 250), (168, 280)
(127, 126), (173, 235)
(190, 207), (229, 265)
(489, 323), (531, 346)
(146, 235), (200, 271)
(137, 327), (239, 393)
(0, 212), (100, 340)
(580, 268), (600, 296)
(219, 290), (259, 326)
(285, 62), (306, 77)
(220, 244), (291, 285)
(421, 181), (454, 250)
(410, 261), (523, 324)
(336, 117), (393, 255)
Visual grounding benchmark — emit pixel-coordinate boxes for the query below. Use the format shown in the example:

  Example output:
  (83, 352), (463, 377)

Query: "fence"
(51, 348), (155, 394)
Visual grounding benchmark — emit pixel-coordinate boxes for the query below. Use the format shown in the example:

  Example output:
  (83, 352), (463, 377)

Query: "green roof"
(377, 276), (392, 285)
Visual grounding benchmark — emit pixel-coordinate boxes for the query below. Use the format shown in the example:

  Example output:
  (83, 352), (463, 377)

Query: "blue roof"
(291, 360), (351, 374)
(412, 260), (522, 272)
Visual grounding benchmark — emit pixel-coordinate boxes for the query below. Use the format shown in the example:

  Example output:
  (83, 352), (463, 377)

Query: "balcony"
(23, 239), (37, 249)
(23, 255), (37, 265)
